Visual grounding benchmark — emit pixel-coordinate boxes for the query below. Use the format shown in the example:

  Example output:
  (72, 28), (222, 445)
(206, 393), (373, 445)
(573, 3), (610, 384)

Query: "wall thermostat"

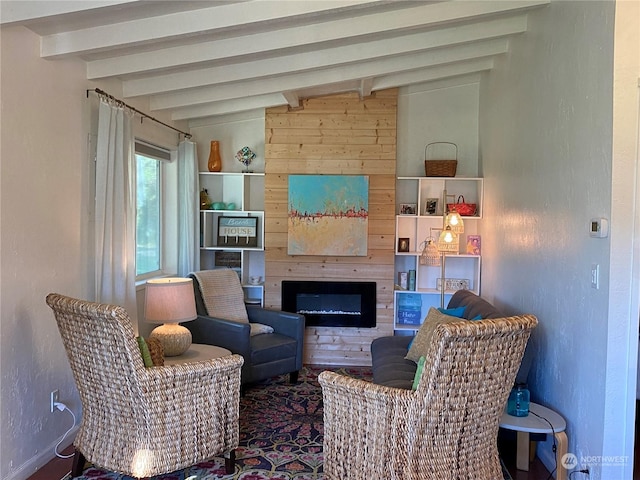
(590, 218), (609, 238)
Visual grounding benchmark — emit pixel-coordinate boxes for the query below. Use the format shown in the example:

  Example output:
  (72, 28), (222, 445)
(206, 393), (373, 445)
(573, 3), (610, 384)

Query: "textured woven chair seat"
(46, 293), (244, 479)
(319, 314), (537, 480)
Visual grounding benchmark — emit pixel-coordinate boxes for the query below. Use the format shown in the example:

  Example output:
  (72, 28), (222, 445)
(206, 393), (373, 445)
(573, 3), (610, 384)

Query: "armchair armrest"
(318, 371), (414, 479)
(247, 307), (305, 339)
(144, 353), (244, 391)
(183, 315), (251, 360)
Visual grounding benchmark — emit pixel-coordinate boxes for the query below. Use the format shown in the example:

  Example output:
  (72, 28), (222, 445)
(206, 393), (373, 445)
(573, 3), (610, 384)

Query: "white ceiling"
(1, 0), (550, 123)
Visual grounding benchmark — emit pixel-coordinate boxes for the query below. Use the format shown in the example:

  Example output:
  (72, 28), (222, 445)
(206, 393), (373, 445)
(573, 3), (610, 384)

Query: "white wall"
(1, 25), (92, 480)
(189, 110), (266, 173)
(478, 1), (636, 478)
(0, 25), (184, 480)
(397, 77), (480, 178)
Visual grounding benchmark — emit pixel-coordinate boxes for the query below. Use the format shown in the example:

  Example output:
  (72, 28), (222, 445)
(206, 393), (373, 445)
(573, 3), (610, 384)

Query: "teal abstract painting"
(288, 175), (369, 256)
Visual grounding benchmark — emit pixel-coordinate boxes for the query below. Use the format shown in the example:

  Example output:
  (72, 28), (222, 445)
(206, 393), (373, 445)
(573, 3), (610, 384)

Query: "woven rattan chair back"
(46, 293), (243, 478)
(47, 294), (146, 418)
(409, 315), (537, 478)
(320, 314), (537, 480)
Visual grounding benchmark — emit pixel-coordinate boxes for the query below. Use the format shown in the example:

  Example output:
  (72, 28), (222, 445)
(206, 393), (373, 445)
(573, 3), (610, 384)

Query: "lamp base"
(149, 324), (192, 357)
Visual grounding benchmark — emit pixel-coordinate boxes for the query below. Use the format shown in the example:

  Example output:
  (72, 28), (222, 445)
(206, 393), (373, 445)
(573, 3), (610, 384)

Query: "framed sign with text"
(217, 216), (258, 248)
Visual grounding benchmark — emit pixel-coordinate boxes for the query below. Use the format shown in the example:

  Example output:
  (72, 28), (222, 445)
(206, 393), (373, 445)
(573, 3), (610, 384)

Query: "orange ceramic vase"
(207, 140), (222, 172)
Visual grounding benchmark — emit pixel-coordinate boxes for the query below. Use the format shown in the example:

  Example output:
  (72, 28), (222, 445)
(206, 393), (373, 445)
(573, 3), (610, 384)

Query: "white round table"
(499, 402), (568, 480)
(164, 343), (232, 365)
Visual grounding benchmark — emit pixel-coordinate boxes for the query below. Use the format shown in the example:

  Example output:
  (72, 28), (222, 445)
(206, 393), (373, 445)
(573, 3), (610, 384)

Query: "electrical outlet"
(50, 389), (59, 413)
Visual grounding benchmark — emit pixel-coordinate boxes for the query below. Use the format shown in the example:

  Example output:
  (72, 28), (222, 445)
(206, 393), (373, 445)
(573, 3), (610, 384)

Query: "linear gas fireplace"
(282, 281), (376, 328)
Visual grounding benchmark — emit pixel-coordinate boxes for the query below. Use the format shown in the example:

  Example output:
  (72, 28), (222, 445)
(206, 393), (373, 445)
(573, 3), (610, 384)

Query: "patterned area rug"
(63, 365), (512, 479)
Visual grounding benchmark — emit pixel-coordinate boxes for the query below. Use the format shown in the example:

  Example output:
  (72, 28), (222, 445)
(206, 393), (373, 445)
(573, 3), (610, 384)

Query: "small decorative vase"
(200, 189), (212, 210)
(507, 383), (530, 417)
(207, 140), (222, 172)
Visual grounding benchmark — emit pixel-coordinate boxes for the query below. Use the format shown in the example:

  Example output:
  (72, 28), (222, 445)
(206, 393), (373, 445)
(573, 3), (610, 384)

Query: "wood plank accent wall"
(264, 89), (397, 366)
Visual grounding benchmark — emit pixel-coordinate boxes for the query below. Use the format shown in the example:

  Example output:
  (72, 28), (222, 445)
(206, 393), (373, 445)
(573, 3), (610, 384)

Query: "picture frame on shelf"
(399, 203), (417, 215)
(217, 216), (258, 247)
(424, 198), (438, 215)
(397, 237), (410, 253)
(436, 278), (470, 292)
(466, 235), (481, 255)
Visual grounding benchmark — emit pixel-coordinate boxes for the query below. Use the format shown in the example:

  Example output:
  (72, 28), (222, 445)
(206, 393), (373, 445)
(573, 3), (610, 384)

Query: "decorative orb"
(235, 146), (256, 171)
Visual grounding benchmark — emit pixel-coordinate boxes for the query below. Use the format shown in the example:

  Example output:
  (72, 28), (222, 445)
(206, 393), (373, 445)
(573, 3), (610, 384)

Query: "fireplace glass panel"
(297, 293), (361, 317)
(282, 281), (376, 328)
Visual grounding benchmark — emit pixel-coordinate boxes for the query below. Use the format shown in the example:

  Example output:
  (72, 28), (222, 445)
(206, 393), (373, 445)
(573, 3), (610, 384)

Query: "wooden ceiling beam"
(150, 39), (509, 111)
(86, 0), (546, 79)
(40, 0), (390, 59)
(122, 15), (527, 97)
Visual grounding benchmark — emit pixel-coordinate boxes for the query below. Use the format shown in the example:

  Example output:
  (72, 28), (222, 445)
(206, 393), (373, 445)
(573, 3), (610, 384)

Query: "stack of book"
(397, 293), (422, 326)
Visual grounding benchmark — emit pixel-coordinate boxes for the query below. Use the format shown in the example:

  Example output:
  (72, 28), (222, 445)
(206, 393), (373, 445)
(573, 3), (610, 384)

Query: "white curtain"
(95, 99), (137, 321)
(177, 139), (200, 276)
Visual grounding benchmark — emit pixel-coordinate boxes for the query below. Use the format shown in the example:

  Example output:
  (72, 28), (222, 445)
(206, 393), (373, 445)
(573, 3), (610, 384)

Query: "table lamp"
(144, 277), (197, 356)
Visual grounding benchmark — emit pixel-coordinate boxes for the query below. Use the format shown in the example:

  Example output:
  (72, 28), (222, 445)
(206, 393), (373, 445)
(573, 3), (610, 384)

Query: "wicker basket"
(424, 142), (457, 177)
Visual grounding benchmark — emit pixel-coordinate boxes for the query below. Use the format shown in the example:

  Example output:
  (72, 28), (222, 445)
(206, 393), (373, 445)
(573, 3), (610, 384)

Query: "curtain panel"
(177, 139), (199, 276)
(95, 100), (137, 323)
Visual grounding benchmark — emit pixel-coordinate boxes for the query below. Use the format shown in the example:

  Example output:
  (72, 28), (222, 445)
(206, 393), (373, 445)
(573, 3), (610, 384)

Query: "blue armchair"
(184, 269), (305, 386)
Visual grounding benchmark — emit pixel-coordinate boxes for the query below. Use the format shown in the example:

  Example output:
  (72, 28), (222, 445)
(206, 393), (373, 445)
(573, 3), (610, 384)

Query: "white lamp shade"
(437, 227), (459, 254)
(144, 277), (197, 324)
(444, 211), (464, 234)
(420, 238), (441, 266)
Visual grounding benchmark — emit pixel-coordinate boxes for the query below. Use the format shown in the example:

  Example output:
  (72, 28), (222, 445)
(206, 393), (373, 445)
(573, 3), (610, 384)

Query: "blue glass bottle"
(507, 383), (530, 417)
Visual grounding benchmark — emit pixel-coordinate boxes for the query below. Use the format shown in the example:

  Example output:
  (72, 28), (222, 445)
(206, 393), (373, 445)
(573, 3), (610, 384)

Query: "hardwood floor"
(26, 445), (74, 480)
(30, 443), (551, 480)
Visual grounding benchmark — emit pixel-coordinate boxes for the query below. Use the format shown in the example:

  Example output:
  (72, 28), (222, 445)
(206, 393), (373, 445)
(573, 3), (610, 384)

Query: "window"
(135, 140), (170, 279)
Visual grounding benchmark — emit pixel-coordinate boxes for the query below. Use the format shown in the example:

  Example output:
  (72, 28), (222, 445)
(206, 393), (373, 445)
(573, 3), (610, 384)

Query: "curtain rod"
(86, 88), (192, 139)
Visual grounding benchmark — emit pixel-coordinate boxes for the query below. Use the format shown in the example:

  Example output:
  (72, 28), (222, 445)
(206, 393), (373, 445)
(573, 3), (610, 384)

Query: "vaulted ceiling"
(1, 0), (550, 123)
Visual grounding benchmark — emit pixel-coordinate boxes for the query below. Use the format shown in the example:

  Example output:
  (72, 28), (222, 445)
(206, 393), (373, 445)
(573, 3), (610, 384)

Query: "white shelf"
(394, 176), (483, 331)
(199, 172), (265, 305)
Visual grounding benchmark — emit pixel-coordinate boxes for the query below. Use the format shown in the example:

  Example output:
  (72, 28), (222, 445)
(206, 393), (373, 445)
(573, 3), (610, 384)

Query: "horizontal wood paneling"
(265, 90), (398, 366)
(266, 233), (395, 252)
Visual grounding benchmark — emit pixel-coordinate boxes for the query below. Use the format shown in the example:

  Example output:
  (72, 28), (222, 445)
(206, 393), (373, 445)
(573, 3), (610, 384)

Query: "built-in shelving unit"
(394, 176), (483, 332)
(199, 172), (265, 305)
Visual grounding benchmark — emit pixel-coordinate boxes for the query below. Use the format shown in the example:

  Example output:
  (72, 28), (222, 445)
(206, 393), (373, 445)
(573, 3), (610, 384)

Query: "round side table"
(499, 402), (568, 480)
(164, 343), (232, 366)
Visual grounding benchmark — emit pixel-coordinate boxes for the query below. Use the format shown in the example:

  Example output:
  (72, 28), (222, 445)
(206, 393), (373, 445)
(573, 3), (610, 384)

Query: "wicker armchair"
(46, 293), (244, 479)
(319, 314), (538, 480)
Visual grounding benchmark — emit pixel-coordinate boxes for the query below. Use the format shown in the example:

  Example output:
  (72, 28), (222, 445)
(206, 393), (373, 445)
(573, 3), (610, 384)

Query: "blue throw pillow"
(437, 306), (466, 318)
